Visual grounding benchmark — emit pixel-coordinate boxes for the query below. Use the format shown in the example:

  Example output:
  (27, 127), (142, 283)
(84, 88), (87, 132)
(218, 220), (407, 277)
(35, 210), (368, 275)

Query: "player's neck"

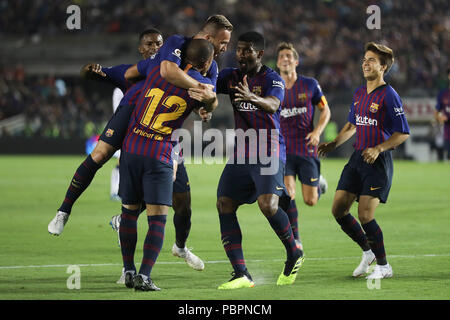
(280, 70), (297, 89)
(245, 63), (262, 78)
(366, 76), (386, 94)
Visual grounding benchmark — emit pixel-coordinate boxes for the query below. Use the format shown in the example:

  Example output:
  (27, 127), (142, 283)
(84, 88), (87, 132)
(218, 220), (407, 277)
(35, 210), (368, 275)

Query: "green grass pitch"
(0, 155), (449, 300)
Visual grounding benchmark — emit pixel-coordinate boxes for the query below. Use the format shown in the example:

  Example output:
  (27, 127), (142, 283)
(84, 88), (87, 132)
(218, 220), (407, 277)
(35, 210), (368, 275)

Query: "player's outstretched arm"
(318, 122), (356, 157)
(80, 63), (106, 80)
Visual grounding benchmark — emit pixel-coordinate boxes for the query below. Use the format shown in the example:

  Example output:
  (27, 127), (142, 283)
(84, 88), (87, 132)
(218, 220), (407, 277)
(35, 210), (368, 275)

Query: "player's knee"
(91, 142), (115, 164)
(331, 202), (347, 218)
(303, 196), (318, 207)
(257, 200), (278, 217)
(216, 197), (234, 214)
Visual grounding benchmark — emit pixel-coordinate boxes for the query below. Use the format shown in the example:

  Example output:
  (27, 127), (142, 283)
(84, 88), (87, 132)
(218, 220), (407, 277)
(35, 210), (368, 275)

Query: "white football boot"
(172, 244), (205, 271)
(366, 263), (393, 280)
(48, 211), (69, 235)
(353, 250), (376, 277)
(319, 174), (328, 195)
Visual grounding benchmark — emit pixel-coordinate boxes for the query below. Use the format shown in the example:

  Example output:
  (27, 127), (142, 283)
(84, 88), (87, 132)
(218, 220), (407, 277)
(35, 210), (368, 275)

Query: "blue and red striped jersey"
(137, 34), (218, 91)
(122, 60), (212, 164)
(217, 65), (286, 163)
(280, 76), (325, 157)
(348, 84), (410, 150)
(436, 88), (450, 140)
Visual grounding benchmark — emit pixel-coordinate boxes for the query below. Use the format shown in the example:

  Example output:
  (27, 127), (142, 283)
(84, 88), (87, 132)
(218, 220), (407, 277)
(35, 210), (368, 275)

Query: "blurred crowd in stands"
(0, 0), (449, 138)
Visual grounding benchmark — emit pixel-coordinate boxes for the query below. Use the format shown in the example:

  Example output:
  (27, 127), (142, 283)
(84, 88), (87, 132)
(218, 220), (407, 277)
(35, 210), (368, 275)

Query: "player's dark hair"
(238, 31), (265, 51)
(365, 42), (394, 75)
(202, 14), (234, 34)
(186, 39), (214, 70)
(139, 28), (163, 41)
(276, 42), (299, 61)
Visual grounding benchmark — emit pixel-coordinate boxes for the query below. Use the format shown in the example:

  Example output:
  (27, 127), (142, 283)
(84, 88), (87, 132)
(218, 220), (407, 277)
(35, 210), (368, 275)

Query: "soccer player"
(276, 42), (331, 249)
(118, 39), (215, 291)
(318, 42), (410, 280)
(434, 68), (450, 160)
(48, 28), (163, 234)
(214, 31), (303, 289)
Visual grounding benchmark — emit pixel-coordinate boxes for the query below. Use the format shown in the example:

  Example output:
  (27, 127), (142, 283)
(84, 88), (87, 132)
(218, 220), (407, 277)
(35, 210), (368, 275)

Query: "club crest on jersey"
(369, 103), (379, 113)
(298, 93), (307, 101)
(252, 86), (262, 96)
(106, 129), (114, 137)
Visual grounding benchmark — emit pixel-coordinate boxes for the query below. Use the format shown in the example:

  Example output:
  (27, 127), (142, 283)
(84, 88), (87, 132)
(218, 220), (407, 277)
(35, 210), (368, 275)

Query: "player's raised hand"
(317, 141), (337, 157)
(88, 63), (106, 77)
(188, 83), (215, 103)
(233, 75), (253, 102)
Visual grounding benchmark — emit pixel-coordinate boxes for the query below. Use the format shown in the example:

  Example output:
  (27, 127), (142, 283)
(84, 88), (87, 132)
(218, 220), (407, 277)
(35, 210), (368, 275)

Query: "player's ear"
(257, 50), (264, 59)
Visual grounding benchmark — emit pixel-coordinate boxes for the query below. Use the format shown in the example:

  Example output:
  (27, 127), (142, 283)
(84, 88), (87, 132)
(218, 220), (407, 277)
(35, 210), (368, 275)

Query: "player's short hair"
(238, 31), (265, 51)
(202, 14), (233, 35)
(365, 42), (394, 75)
(186, 39), (214, 68)
(276, 42), (299, 61)
(139, 28), (163, 41)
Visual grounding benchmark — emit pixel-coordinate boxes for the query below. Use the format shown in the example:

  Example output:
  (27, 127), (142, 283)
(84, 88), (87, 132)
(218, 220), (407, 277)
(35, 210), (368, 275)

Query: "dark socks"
(58, 155), (102, 214)
(336, 213), (371, 251)
(266, 207), (302, 260)
(362, 219), (387, 265)
(286, 200), (299, 241)
(138, 215), (167, 278)
(219, 213), (246, 273)
(173, 208), (192, 249)
(119, 206), (140, 272)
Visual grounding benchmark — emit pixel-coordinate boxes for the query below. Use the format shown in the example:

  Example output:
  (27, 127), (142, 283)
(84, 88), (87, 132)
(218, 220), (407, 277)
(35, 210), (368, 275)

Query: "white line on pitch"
(0, 253), (449, 270)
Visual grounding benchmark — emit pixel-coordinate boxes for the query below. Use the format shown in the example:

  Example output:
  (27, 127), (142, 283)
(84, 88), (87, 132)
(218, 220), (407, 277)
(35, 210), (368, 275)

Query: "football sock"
(335, 213), (371, 251)
(286, 200), (299, 240)
(266, 208), (301, 260)
(58, 155), (102, 214)
(119, 206), (140, 272)
(139, 214), (167, 278)
(173, 207), (192, 249)
(362, 219), (387, 265)
(219, 213), (246, 273)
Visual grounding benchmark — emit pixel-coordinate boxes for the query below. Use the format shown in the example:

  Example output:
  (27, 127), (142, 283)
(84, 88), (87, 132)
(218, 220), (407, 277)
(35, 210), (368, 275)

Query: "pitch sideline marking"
(1, 253), (449, 270)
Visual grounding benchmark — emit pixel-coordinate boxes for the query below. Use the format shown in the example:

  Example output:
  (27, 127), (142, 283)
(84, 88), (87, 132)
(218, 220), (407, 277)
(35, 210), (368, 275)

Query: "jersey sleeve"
(216, 68), (233, 95)
(206, 60), (219, 92)
(311, 79), (325, 106)
(101, 64), (132, 92)
(157, 35), (185, 66)
(264, 72), (285, 103)
(384, 88), (410, 134)
(348, 94), (356, 125)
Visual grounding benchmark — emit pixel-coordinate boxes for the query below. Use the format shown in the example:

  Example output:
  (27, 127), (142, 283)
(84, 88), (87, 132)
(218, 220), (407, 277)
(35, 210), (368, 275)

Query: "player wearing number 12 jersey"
(118, 39), (215, 291)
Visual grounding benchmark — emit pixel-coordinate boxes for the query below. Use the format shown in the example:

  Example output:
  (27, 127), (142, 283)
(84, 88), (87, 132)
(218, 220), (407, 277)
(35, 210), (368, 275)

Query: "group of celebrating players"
(47, 13), (410, 291)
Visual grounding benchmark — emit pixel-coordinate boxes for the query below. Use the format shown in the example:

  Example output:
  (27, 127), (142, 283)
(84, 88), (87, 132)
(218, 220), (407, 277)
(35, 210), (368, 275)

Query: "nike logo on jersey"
(310, 177), (318, 182)
(370, 186), (382, 191)
(275, 186), (284, 190)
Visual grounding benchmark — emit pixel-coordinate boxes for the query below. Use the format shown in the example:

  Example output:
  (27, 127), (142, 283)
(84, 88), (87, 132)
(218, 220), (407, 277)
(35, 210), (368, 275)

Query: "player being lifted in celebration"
(276, 42), (331, 250)
(213, 32), (303, 289)
(318, 42), (410, 279)
(48, 28), (163, 234)
(118, 39), (216, 291)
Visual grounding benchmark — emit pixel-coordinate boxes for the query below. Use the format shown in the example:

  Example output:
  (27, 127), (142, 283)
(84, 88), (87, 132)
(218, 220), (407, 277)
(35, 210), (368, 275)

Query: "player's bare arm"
(233, 75), (280, 114)
(188, 83), (218, 112)
(318, 122), (356, 156)
(362, 131), (410, 164)
(306, 101), (331, 146)
(80, 63), (106, 79)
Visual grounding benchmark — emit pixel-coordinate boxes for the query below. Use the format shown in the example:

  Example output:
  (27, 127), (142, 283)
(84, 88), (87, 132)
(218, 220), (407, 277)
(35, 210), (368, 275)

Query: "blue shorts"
(285, 154), (321, 187)
(337, 150), (393, 203)
(217, 159), (289, 205)
(173, 162), (190, 194)
(99, 104), (135, 149)
(119, 151), (173, 206)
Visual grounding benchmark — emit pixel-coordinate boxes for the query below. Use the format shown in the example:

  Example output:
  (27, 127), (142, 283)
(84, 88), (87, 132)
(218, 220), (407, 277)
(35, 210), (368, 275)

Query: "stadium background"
(0, 0), (449, 302)
(1, 0), (449, 160)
